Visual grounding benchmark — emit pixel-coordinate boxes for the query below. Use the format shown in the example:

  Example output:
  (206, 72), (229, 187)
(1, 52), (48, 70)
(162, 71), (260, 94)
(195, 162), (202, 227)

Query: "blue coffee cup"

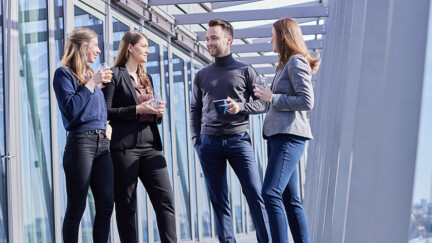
(213, 99), (228, 115)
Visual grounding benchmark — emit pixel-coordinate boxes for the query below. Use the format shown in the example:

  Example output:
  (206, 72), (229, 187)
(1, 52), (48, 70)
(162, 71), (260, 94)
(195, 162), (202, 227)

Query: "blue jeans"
(195, 132), (270, 243)
(62, 131), (114, 243)
(262, 134), (311, 243)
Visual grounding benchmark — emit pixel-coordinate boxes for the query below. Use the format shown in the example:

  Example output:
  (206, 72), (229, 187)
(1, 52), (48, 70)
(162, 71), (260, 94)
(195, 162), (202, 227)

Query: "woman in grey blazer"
(254, 18), (320, 243)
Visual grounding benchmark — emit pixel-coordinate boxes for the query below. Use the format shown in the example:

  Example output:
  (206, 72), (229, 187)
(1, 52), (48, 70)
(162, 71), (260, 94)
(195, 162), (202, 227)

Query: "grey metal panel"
(173, 5), (329, 25)
(113, 0), (150, 20)
(344, 0), (430, 241)
(236, 55), (278, 65)
(47, 0), (62, 242)
(148, 0), (256, 5)
(304, 0), (365, 242)
(326, 1), (367, 242)
(314, 0), (347, 242)
(231, 39), (323, 53)
(195, 25), (326, 41)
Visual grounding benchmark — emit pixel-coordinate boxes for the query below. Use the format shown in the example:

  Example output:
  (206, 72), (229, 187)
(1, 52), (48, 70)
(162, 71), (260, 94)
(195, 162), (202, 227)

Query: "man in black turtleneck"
(190, 19), (270, 243)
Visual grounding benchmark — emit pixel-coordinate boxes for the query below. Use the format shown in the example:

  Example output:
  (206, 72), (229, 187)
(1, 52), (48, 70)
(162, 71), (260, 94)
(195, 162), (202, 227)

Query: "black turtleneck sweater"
(190, 53), (267, 144)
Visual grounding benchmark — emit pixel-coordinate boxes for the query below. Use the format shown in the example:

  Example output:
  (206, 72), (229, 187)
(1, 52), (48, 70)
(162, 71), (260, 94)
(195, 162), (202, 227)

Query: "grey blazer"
(263, 54), (314, 139)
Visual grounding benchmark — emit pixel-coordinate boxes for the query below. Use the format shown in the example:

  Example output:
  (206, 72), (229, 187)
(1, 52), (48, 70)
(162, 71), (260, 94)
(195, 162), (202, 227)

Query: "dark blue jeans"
(62, 132), (114, 243)
(195, 132), (269, 243)
(262, 134), (311, 243)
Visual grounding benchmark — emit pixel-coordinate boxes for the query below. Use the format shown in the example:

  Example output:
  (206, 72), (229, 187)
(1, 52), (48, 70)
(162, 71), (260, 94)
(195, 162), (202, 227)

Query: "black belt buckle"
(93, 129), (105, 134)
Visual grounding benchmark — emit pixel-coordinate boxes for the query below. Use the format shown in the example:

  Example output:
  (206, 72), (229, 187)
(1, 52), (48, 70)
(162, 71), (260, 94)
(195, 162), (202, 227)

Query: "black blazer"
(102, 66), (163, 150)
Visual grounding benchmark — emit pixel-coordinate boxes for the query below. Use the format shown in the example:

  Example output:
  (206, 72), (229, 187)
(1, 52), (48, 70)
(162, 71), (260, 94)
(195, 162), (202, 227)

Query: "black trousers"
(62, 132), (114, 243)
(111, 147), (176, 243)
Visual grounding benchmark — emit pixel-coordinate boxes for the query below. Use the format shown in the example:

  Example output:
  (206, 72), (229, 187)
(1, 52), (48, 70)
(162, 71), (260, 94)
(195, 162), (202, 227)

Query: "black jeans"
(62, 132), (114, 243)
(111, 147), (176, 243)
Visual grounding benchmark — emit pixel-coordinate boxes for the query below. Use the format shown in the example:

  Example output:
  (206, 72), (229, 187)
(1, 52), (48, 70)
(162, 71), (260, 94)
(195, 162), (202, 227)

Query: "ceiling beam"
(148, 0), (253, 6)
(254, 67), (318, 81)
(231, 39), (324, 53)
(173, 5), (329, 25)
(254, 67), (277, 75)
(195, 25), (325, 41)
(237, 55), (278, 65)
(213, 0), (321, 10)
(211, 0), (263, 9)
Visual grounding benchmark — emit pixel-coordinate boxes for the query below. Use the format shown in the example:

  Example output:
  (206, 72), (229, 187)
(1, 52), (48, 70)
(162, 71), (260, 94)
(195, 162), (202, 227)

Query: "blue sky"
(412, 5), (432, 203)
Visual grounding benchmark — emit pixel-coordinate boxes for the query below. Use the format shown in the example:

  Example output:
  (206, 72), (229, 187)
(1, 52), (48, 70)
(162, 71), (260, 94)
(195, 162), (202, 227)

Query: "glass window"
(147, 40), (162, 112)
(133, 39), (165, 243)
(112, 17), (129, 61)
(74, 6), (104, 70)
(18, 0), (54, 242)
(152, 45), (173, 243)
(173, 54), (192, 240)
(138, 183), (149, 243)
(0, 1), (7, 241)
(163, 46), (173, 182)
(187, 61), (198, 239)
(231, 173), (243, 234)
(197, 163), (212, 238)
(252, 115), (264, 181)
(190, 64), (212, 238)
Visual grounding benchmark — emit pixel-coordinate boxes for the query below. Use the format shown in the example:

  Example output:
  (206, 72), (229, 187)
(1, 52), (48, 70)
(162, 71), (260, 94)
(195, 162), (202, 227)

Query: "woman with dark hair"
(102, 30), (176, 243)
(53, 27), (114, 243)
(254, 18), (320, 243)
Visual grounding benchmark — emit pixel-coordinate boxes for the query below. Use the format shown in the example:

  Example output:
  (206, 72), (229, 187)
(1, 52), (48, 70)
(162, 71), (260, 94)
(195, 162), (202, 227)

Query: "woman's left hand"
(253, 84), (274, 102)
(154, 101), (166, 118)
(105, 124), (112, 140)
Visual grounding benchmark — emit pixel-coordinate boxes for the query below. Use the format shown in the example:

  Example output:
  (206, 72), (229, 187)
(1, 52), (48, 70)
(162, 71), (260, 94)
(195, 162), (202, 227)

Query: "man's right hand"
(226, 97), (240, 114)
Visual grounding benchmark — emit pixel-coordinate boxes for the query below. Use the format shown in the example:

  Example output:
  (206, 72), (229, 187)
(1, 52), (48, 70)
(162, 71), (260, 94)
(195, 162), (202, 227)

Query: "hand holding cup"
(154, 100), (166, 117)
(137, 100), (157, 114)
(213, 99), (228, 115)
(253, 83), (274, 102)
(226, 97), (240, 114)
(98, 63), (113, 83)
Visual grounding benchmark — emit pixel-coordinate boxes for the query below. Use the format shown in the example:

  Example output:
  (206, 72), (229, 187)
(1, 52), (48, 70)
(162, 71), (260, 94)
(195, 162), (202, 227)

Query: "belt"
(70, 129), (105, 135)
(86, 129), (106, 134)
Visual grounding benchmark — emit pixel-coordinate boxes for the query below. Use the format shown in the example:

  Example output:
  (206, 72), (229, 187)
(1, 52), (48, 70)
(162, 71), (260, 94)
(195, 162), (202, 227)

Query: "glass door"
(18, 0), (54, 241)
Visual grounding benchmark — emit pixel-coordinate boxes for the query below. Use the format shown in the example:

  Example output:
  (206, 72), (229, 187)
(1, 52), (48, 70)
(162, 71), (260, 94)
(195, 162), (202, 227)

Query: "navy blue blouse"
(53, 67), (107, 133)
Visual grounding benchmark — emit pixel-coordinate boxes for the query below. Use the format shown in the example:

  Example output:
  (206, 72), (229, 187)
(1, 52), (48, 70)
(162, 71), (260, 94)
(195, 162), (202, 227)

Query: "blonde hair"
(60, 28), (98, 85)
(114, 30), (153, 94)
(273, 18), (320, 73)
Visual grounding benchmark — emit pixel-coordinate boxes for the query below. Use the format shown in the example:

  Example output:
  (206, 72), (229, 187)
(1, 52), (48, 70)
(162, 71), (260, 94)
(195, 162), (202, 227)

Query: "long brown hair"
(273, 18), (320, 73)
(114, 30), (153, 94)
(60, 28), (97, 85)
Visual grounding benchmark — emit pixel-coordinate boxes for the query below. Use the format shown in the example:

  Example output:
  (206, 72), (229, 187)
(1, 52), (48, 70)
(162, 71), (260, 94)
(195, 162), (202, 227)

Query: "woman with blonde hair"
(102, 30), (176, 243)
(53, 27), (114, 242)
(254, 18), (320, 243)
